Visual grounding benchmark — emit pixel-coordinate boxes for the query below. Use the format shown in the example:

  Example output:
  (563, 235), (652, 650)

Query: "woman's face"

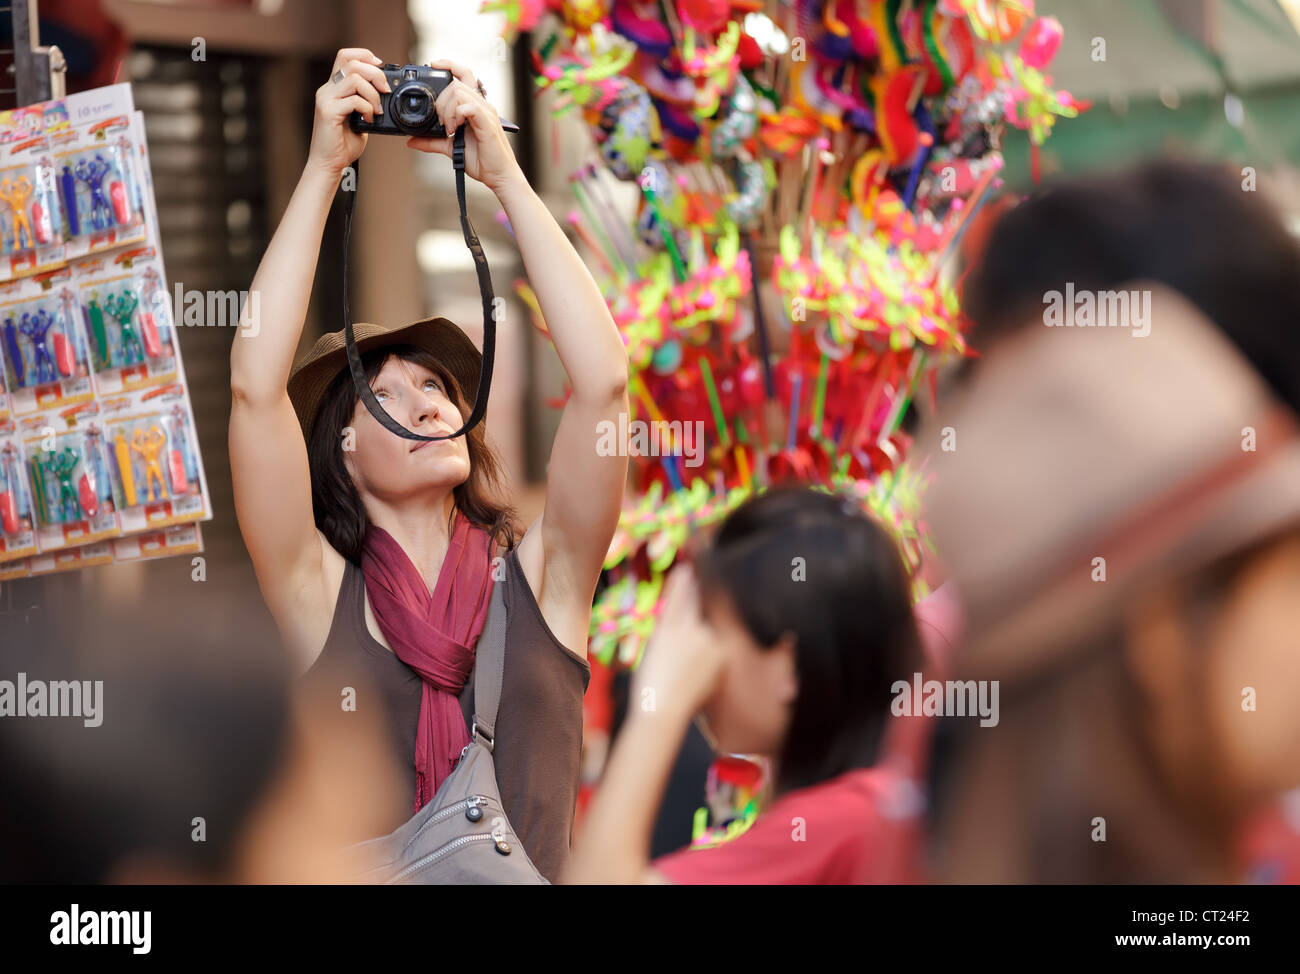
(342, 356), (471, 503)
(1135, 529), (1300, 822)
(699, 593), (798, 758)
(1201, 531), (1300, 805)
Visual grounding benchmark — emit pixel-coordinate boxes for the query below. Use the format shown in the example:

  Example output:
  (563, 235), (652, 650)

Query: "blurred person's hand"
(230, 687), (406, 884)
(631, 564), (729, 719)
(308, 48), (389, 177)
(407, 58), (523, 194)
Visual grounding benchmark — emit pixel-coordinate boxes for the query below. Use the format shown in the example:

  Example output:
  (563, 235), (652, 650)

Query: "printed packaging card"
(0, 135), (68, 283)
(19, 401), (120, 551)
(75, 246), (177, 395)
(29, 539), (114, 575)
(112, 522), (204, 563)
(0, 555), (29, 580)
(49, 115), (148, 263)
(99, 382), (210, 534)
(0, 82), (135, 145)
(0, 265), (94, 414)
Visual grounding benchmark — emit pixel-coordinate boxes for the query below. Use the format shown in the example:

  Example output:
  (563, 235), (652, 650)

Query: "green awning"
(995, 0), (1300, 187)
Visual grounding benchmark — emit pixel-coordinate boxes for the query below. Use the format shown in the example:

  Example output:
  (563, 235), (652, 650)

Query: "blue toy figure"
(18, 309), (57, 384)
(73, 154), (114, 231)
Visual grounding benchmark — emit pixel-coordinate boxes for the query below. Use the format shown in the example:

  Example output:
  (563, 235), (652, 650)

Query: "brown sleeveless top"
(301, 545), (590, 882)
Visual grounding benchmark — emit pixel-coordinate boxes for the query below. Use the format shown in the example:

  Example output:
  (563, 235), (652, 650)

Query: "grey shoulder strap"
(471, 570), (508, 752)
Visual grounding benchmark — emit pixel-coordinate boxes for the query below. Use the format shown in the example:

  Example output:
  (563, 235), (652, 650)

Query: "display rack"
(0, 0), (66, 623)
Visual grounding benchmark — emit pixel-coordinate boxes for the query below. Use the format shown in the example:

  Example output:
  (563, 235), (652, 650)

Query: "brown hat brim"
(924, 284), (1300, 686)
(286, 317), (482, 443)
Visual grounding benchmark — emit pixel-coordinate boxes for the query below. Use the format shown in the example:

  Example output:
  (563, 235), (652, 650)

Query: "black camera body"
(350, 63), (455, 138)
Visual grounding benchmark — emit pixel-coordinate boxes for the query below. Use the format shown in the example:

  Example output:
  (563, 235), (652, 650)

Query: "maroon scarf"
(360, 515), (495, 812)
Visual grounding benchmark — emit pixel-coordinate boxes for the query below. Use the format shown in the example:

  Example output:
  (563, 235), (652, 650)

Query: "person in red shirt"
(566, 487), (926, 884)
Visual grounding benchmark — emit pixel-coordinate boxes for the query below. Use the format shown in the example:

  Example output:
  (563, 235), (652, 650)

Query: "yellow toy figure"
(0, 174), (35, 251)
(130, 425), (168, 503)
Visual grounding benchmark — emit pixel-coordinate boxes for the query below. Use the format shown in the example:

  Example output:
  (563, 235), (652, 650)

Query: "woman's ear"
(341, 429), (359, 485)
(341, 402), (368, 488)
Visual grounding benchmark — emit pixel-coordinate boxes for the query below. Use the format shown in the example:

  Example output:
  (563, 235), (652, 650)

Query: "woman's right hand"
(631, 565), (730, 719)
(307, 48), (392, 177)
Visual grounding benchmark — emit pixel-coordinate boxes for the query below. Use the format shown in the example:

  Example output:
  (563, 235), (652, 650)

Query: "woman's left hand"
(407, 58), (522, 194)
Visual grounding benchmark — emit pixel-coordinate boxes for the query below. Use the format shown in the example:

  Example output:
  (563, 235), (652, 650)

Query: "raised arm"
(496, 167), (630, 598)
(412, 59), (630, 639)
(229, 49), (388, 660)
(566, 566), (726, 883)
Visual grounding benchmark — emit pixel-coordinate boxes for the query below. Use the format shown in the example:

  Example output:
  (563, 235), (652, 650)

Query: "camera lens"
(391, 80), (435, 133)
(400, 90), (426, 116)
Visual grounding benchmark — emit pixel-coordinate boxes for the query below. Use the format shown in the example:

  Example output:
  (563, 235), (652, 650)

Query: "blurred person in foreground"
(930, 161), (1300, 883)
(0, 608), (398, 883)
(567, 487), (927, 884)
(962, 161), (1300, 414)
(923, 280), (1300, 883)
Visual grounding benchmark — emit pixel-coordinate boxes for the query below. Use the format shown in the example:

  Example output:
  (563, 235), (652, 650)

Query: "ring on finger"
(332, 69), (346, 84)
(476, 79), (486, 97)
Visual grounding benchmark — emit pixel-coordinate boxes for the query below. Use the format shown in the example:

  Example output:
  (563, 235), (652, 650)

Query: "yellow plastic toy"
(129, 425), (168, 503)
(0, 174), (35, 251)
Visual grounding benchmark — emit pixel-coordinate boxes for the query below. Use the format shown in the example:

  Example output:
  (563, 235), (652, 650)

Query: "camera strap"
(340, 125), (496, 441)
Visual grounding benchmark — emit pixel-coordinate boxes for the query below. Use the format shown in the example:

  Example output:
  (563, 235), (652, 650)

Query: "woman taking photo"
(229, 48), (629, 880)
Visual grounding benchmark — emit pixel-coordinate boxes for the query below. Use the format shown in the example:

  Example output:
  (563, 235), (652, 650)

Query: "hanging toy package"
(0, 266), (93, 413)
(50, 114), (147, 262)
(0, 421), (38, 562)
(28, 536), (115, 575)
(20, 402), (120, 551)
(0, 135), (66, 281)
(112, 522), (204, 564)
(0, 85), (211, 571)
(75, 247), (177, 394)
(0, 554), (28, 580)
(100, 383), (209, 534)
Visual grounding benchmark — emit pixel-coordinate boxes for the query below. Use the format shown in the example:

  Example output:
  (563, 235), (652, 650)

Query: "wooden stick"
(927, 163), (999, 283)
(906, 68), (927, 113)
(659, 0), (683, 51)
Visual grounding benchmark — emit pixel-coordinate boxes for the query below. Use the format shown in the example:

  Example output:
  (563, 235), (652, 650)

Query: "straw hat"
(286, 317), (482, 442)
(922, 284), (1300, 686)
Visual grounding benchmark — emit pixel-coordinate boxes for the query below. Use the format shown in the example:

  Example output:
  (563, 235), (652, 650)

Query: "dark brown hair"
(696, 485), (923, 797)
(961, 160), (1300, 413)
(306, 343), (518, 563)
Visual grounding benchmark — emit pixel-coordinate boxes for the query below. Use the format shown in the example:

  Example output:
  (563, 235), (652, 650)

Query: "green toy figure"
(103, 290), (142, 366)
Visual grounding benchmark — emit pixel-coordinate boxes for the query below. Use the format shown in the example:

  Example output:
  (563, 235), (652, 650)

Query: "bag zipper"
(388, 832), (498, 883)
(404, 794), (491, 850)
